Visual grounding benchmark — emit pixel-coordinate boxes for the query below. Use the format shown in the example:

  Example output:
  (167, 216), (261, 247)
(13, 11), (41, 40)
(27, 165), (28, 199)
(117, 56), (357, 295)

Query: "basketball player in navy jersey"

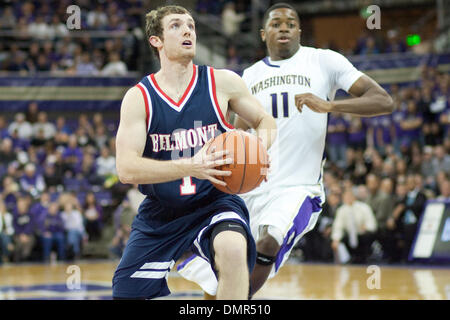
(178, 3), (394, 299)
(112, 5), (276, 300)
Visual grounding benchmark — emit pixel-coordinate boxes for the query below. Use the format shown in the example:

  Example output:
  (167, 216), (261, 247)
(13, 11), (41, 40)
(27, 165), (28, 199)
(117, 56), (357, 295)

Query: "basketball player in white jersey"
(177, 3), (394, 298)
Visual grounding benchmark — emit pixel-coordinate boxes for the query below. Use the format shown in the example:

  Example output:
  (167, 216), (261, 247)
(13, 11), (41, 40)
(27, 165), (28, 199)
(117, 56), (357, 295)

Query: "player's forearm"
(254, 115), (277, 150)
(116, 154), (189, 185)
(331, 89), (394, 116)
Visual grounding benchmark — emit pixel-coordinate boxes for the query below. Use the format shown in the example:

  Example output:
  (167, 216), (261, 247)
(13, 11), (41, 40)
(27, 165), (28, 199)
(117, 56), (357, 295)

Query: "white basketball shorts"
(177, 183), (325, 296)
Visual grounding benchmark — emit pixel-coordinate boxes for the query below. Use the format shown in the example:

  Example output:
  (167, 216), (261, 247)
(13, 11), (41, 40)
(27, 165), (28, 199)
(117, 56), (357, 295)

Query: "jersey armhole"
(208, 67), (234, 130)
(135, 83), (151, 131)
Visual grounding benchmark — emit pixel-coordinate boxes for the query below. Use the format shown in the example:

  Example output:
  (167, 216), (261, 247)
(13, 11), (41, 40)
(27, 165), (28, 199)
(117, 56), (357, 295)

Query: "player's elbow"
(377, 90), (394, 114)
(382, 94), (395, 114)
(116, 160), (134, 184)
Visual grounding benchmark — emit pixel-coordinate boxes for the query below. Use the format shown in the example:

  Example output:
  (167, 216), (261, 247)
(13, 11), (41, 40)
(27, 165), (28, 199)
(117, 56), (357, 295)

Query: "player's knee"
(213, 231), (247, 272)
(257, 233), (280, 257)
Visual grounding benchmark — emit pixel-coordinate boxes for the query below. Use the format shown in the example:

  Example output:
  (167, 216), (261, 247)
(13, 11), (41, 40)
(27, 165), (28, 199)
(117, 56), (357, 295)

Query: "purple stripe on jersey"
(177, 254), (198, 271)
(262, 57), (281, 68)
(275, 196), (322, 272)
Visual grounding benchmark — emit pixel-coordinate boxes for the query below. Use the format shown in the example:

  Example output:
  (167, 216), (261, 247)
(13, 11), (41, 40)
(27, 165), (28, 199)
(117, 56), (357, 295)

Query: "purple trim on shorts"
(177, 254), (197, 271)
(275, 196), (322, 272)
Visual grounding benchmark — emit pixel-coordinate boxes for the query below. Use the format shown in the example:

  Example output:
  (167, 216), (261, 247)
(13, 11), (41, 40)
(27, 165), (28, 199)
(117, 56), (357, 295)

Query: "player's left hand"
(295, 93), (333, 113)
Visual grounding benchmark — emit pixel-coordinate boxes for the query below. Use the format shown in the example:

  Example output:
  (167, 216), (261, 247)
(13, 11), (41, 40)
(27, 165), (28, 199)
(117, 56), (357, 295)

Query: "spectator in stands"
(42, 163), (63, 193)
(35, 53), (51, 72)
(62, 135), (83, 176)
(29, 191), (51, 239)
(327, 113), (349, 169)
(421, 145), (435, 182)
(0, 115), (9, 139)
(101, 52), (128, 76)
(0, 6), (17, 30)
(87, 4), (108, 30)
(398, 100), (424, 148)
(107, 15), (127, 32)
(48, 15), (69, 39)
(126, 184), (146, 215)
(28, 15), (52, 40)
(0, 138), (16, 166)
(32, 111), (56, 141)
(14, 17), (31, 42)
(331, 188), (377, 264)
(75, 127), (95, 148)
(437, 178), (450, 200)
(25, 102), (40, 124)
(76, 52), (98, 75)
(359, 36), (380, 55)
(366, 174), (395, 225)
(19, 163), (46, 197)
(225, 44), (242, 74)
(431, 145), (450, 176)
(93, 125), (109, 150)
(439, 104), (450, 137)
(1, 175), (20, 212)
(77, 114), (95, 138)
(0, 198), (14, 264)
(384, 29), (406, 53)
(54, 115), (72, 146)
(390, 173), (427, 262)
(347, 117), (367, 151)
(61, 202), (85, 260)
(12, 197), (35, 262)
(8, 112), (32, 140)
(83, 192), (103, 241)
(221, 1), (245, 38)
(41, 202), (66, 262)
(96, 146), (116, 178)
(375, 114), (394, 155)
(110, 222), (131, 259)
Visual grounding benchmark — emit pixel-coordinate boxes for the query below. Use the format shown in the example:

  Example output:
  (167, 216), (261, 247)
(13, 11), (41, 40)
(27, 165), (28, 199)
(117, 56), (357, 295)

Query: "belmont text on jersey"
(149, 123), (219, 153)
(250, 74), (311, 95)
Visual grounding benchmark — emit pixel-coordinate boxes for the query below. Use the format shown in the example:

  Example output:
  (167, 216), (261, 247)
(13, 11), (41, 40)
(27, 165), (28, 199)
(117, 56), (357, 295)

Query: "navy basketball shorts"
(112, 194), (256, 299)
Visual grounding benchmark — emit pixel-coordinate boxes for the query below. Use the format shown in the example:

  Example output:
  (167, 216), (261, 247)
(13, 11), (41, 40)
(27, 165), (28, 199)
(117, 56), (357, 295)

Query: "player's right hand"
(188, 139), (233, 186)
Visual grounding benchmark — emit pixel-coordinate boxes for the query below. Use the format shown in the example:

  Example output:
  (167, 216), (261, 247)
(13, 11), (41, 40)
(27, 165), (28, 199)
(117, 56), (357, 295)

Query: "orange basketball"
(206, 130), (269, 194)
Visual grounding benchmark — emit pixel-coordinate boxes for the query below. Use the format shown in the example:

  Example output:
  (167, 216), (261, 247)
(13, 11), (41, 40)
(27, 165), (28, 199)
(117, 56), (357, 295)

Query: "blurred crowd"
(297, 66), (449, 265)
(0, 0), (144, 75)
(0, 102), (145, 264)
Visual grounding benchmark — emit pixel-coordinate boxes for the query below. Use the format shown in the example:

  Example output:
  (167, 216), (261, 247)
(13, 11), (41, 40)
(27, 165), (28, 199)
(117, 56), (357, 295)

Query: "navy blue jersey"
(134, 65), (234, 209)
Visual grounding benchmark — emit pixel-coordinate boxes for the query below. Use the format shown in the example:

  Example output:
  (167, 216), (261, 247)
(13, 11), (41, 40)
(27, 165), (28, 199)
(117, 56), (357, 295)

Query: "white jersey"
(242, 46), (363, 192)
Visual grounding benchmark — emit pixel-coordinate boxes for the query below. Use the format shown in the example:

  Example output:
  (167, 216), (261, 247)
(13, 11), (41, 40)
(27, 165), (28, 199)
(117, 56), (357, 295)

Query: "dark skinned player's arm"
(295, 74), (395, 116)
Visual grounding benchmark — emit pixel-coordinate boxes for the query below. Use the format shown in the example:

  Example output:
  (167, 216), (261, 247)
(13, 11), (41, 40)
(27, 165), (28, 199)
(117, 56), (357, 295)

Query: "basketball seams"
(237, 132), (247, 194)
(222, 131), (233, 193)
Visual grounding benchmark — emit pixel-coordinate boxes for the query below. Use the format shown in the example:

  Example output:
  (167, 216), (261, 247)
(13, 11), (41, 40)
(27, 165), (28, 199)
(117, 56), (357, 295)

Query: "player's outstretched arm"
(115, 87), (232, 186)
(295, 75), (394, 116)
(214, 69), (277, 149)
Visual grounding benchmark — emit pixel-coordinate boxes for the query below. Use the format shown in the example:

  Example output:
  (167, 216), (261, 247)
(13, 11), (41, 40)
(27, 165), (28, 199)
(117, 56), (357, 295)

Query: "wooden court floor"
(0, 259), (449, 300)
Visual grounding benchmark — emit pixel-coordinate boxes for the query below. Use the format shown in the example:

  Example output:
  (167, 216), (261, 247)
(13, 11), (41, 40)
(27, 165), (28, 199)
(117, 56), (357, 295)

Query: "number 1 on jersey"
(180, 176), (196, 195)
(270, 92), (289, 118)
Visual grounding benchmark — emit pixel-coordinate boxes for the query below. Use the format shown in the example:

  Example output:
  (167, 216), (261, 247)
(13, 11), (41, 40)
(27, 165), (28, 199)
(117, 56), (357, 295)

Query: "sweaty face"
(158, 13), (196, 61)
(262, 8), (301, 60)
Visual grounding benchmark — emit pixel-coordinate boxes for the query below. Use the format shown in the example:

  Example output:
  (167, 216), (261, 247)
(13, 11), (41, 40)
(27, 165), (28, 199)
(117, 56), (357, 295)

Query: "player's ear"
(149, 35), (162, 49)
(260, 29), (266, 42)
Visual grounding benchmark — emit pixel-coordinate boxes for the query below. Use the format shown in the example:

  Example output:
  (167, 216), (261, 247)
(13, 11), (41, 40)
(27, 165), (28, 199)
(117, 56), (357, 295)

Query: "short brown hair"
(145, 5), (192, 59)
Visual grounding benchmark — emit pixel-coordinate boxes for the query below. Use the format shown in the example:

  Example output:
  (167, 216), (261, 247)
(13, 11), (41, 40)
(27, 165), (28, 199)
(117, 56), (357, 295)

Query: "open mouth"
(277, 36), (290, 43)
(182, 40), (192, 47)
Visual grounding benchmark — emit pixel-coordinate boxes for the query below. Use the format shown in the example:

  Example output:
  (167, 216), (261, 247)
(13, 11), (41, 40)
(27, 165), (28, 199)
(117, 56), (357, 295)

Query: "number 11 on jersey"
(271, 92), (289, 118)
(180, 176), (196, 195)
